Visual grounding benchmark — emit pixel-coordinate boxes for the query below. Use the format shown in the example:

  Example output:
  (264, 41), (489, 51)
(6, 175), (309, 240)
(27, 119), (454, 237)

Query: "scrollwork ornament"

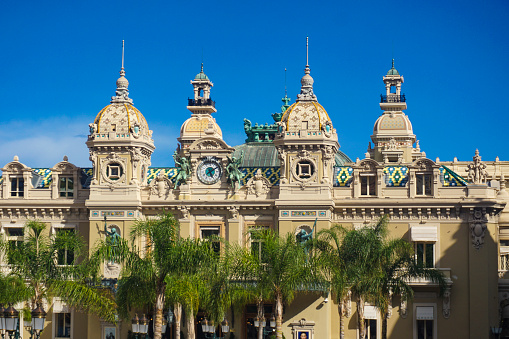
(469, 208), (488, 249)
(443, 288), (451, 318)
(149, 171), (174, 198)
(246, 169), (271, 197)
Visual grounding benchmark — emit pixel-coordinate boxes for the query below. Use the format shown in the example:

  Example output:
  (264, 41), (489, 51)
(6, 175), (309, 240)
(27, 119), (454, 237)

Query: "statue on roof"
(226, 151), (244, 190)
(466, 149), (488, 185)
(173, 151), (191, 187)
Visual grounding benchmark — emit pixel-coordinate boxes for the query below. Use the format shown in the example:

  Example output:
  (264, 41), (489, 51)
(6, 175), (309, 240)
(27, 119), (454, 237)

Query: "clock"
(197, 157), (222, 184)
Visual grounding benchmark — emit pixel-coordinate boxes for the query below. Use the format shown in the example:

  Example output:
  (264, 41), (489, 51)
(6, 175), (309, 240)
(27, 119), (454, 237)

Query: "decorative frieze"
(90, 210), (138, 220)
(280, 210), (328, 219)
(469, 207), (488, 249)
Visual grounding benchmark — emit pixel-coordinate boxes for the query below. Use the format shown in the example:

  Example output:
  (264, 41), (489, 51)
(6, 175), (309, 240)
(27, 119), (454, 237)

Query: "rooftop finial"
(120, 40), (125, 77)
(111, 40), (132, 104)
(392, 58), (395, 68)
(306, 36), (309, 67)
(284, 68), (287, 97)
(122, 40), (125, 70)
(201, 62), (204, 73)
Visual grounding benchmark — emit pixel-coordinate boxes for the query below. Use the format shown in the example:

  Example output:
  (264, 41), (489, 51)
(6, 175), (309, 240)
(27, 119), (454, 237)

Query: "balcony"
(188, 98), (215, 107)
(380, 94), (406, 103)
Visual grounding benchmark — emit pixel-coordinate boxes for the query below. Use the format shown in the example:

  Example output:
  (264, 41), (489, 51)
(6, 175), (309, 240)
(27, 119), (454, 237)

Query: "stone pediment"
(188, 137), (233, 153)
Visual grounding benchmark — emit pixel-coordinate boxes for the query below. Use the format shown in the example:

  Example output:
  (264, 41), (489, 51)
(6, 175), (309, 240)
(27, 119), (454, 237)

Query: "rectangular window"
(250, 228), (269, 264)
(416, 174), (432, 196)
(364, 319), (377, 339)
(361, 175), (376, 196)
(200, 227), (220, 253)
(55, 313), (71, 338)
(5, 227), (24, 265)
(59, 177), (74, 198)
(56, 228), (75, 266)
(500, 241), (509, 271)
(417, 320), (433, 339)
(415, 306), (435, 339)
(415, 242), (434, 268)
(10, 177), (24, 197)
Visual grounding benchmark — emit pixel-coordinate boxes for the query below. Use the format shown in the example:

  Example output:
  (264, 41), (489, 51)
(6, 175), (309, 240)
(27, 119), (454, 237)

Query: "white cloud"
(0, 117), (91, 168)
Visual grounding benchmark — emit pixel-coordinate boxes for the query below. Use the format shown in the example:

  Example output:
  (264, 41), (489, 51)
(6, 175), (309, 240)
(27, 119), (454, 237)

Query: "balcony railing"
(188, 98), (216, 107)
(380, 94), (406, 103)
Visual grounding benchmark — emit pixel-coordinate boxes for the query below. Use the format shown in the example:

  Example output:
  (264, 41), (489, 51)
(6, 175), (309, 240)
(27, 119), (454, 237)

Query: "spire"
(387, 58), (399, 75)
(111, 40), (132, 104)
(297, 36), (317, 102)
(281, 68), (291, 113)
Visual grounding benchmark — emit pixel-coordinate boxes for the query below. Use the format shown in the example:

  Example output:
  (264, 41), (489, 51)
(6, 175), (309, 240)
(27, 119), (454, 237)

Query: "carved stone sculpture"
(469, 207), (488, 249)
(149, 171), (173, 198)
(466, 149), (488, 184)
(246, 169), (271, 197)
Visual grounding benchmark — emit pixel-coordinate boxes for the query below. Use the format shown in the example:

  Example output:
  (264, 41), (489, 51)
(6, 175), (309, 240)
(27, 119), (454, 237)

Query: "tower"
(274, 38), (339, 201)
(86, 42), (154, 203)
(369, 60), (425, 163)
(178, 64), (222, 151)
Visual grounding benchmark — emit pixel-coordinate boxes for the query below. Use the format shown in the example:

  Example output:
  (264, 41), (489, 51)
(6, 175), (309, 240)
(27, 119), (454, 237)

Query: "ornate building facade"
(1, 54), (509, 339)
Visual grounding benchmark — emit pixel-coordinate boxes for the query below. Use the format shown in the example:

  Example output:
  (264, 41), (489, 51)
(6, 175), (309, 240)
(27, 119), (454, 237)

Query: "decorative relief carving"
(228, 206), (239, 219)
(245, 169), (271, 197)
(466, 149), (488, 184)
(400, 293), (408, 318)
(100, 152), (127, 185)
(443, 288), (451, 318)
(469, 207), (488, 249)
(179, 206), (189, 219)
(149, 171), (173, 198)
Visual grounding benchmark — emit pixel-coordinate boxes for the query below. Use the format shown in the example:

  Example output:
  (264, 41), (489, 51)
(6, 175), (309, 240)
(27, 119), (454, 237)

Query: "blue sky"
(1, 0), (508, 168)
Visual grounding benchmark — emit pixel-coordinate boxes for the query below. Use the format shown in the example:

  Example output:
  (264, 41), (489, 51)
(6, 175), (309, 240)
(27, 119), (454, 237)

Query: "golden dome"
(94, 103), (150, 137)
(281, 101), (331, 132)
(373, 112), (413, 136)
(180, 115), (222, 140)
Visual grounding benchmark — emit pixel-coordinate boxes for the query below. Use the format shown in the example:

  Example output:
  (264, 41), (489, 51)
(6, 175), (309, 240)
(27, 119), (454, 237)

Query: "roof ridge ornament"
(111, 40), (133, 104)
(297, 37), (317, 102)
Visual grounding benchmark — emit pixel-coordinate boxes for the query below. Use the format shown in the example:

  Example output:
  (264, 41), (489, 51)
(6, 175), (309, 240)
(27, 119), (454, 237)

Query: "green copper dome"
(195, 63), (210, 80)
(387, 59), (399, 75)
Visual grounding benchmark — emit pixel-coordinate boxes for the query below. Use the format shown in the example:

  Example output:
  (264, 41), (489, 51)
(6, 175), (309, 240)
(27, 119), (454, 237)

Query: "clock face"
(197, 159), (222, 184)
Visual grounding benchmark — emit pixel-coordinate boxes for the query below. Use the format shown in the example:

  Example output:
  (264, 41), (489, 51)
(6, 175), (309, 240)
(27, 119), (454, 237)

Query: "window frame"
(10, 176), (24, 197)
(416, 173), (433, 196)
(53, 299), (73, 339)
(360, 174), (377, 196)
(413, 304), (437, 339)
(52, 224), (77, 267)
(58, 176), (74, 198)
(415, 242), (435, 268)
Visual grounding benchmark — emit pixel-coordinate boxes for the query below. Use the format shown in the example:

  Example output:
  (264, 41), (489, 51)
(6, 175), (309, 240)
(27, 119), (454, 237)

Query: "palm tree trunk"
(257, 297), (264, 339)
(275, 293), (283, 339)
(381, 311), (388, 339)
(339, 301), (345, 339)
(153, 288), (165, 339)
(174, 303), (182, 339)
(186, 306), (196, 339)
(357, 296), (365, 339)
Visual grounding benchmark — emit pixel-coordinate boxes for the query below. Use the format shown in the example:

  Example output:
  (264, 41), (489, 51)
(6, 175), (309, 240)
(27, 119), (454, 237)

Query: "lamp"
(0, 304), (6, 331)
(31, 304), (47, 332)
(131, 314), (140, 334)
(221, 318), (229, 334)
(208, 320), (215, 334)
(269, 314), (276, 329)
(4, 304), (19, 333)
(139, 314), (149, 335)
(201, 318), (209, 333)
(167, 309), (174, 324)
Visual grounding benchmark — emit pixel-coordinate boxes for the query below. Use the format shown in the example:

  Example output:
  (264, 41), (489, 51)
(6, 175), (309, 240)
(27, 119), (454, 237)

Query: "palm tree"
(313, 225), (350, 339)
(238, 229), (312, 339)
(340, 216), (447, 339)
(0, 220), (117, 328)
(115, 213), (215, 339)
(371, 237), (447, 339)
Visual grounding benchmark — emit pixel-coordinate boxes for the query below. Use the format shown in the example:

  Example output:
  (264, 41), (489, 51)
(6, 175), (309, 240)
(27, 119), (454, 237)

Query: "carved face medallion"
(197, 158), (222, 184)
